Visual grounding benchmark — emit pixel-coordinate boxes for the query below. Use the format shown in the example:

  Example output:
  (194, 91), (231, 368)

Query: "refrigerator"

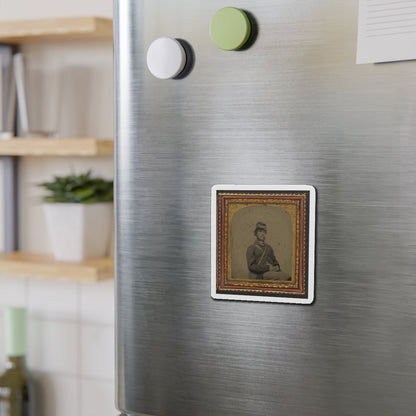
(114, 1), (416, 415)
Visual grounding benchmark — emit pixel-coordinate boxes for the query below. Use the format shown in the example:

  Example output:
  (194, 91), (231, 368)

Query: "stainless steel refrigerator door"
(114, 0), (416, 415)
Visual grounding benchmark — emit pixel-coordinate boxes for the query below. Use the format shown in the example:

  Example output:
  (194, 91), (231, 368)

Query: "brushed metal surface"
(115, 0), (416, 415)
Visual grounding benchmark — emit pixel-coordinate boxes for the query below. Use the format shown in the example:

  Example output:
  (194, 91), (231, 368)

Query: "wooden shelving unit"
(0, 138), (113, 156)
(0, 252), (114, 282)
(0, 17), (113, 44)
(0, 17), (115, 281)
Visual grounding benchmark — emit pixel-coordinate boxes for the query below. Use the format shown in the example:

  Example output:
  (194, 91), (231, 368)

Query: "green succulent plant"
(39, 171), (113, 204)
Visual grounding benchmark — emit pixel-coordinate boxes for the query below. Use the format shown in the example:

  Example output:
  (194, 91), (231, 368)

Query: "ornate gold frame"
(212, 186), (315, 303)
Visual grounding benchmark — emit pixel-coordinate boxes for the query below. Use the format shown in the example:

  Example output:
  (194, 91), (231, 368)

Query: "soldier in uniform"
(246, 221), (290, 281)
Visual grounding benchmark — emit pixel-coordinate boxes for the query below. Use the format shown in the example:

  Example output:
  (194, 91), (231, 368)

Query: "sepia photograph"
(231, 206), (292, 281)
(211, 185), (316, 304)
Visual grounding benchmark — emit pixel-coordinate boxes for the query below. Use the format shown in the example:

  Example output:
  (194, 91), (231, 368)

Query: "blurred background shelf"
(0, 16), (113, 44)
(0, 6), (116, 416)
(0, 251), (114, 281)
(0, 137), (113, 156)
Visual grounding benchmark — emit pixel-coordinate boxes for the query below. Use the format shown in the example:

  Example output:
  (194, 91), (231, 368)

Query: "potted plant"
(39, 171), (113, 262)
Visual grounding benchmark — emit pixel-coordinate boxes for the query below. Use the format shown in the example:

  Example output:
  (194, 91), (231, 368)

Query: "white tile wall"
(0, 278), (116, 416)
(0, 315), (4, 360)
(80, 379), (116, 416)
(80, 280), (115, 325)
(27, 279), (78, 320)
(80, 324), (115, 381)
(27, 318), (79, 375)
(0, 276), (27, 309)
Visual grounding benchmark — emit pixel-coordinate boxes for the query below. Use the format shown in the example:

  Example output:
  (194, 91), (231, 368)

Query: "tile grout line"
(27, 370), (114, 383)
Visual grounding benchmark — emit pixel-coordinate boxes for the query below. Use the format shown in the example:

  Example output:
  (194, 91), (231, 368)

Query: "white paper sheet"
(357, 0), (416, 63)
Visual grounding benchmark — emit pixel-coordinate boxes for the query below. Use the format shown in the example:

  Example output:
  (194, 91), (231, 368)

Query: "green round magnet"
(210, 7), (252, 51)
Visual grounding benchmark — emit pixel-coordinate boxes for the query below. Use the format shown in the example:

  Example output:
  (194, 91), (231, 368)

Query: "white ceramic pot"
(43, 202), (113, 262)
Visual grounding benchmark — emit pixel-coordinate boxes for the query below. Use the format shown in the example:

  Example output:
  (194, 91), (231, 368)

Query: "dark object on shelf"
(0, 44), (16, 139)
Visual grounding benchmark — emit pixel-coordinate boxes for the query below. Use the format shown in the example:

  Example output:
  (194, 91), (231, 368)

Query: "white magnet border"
(211, 184), (316, 305)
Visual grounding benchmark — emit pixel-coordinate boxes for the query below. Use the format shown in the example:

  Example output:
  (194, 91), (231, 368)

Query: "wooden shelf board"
(0, 137), (113, 156)
(0, 252), (114, 282)
(0, 17), (112, 44)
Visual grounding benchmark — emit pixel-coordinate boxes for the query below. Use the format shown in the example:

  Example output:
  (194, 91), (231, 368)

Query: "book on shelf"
(0, 44), (16, 139)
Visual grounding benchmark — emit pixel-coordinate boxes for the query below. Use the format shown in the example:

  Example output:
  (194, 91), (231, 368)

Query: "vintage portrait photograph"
(211, 185), (316, 304)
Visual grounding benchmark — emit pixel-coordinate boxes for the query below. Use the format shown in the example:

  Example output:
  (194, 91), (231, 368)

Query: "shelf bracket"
(1, 155), (18, 252)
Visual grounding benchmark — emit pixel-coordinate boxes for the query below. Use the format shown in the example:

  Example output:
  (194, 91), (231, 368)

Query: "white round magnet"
(146, 37), (187, 80)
